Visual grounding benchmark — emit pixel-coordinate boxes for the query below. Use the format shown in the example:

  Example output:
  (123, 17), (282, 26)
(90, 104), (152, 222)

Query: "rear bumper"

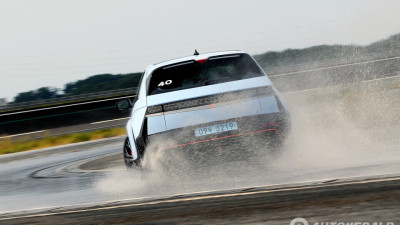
(165, 128), (282, 150)
(144, 112), (290, 151)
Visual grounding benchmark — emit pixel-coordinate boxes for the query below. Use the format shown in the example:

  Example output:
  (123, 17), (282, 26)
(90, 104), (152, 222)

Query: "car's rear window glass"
(148, 54), (263, 95)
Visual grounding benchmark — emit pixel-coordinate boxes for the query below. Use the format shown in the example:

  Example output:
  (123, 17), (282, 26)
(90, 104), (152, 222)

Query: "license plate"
(194, 122), (238, 137)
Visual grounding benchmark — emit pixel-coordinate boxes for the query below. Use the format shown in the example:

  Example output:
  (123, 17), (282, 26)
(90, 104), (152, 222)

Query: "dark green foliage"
(63, 73), (142, 95)
(367, 33), (400, 53)
(12, 73), (142, 103)
(254, 45), (367, 68)
(14, 87), (59, 103)
(254, 33), (400, 69)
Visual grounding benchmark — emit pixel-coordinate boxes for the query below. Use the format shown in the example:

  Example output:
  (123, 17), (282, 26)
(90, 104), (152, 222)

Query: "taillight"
(196, 58), (208, 64)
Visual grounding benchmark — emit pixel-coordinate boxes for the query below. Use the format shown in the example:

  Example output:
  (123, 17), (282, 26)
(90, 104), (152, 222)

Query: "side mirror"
(116, 99), (133, 111)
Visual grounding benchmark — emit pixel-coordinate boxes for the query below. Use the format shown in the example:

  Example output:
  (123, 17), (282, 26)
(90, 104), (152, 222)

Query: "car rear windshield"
(148, 54), (263, 95)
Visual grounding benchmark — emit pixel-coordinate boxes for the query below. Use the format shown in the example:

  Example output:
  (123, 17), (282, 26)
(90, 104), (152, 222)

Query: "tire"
(123, 137), (136, 169)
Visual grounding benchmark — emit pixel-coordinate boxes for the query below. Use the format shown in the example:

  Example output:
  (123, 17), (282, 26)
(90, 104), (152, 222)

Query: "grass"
(0, 127), (126, 155)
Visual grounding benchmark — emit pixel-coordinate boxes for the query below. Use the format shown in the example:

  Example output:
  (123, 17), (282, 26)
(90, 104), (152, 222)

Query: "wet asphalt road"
(2, 174), (400, 225)
(0, 136), (400, 225)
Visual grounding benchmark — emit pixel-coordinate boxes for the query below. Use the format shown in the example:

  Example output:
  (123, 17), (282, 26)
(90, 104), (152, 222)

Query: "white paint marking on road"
(361, 74), (400, 83)
(0, 130), (46, 139)
(283, 87), (323, 95)
(282, 73), (400, 95)
(91, 117), (130, 125)
(77, 168), (126, 173)
(269, 55), (400, 78)
(1, 175), (400, 221)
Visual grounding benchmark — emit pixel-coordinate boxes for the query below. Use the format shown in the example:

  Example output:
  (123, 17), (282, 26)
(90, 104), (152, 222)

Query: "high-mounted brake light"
(196, 58), (208, 64)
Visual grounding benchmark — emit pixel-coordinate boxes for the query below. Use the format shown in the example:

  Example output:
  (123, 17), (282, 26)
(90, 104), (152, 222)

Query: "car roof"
(151, 50), (245, 69)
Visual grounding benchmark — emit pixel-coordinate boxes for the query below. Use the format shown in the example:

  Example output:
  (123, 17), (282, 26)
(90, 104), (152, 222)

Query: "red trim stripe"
(165, 129), (282, 150)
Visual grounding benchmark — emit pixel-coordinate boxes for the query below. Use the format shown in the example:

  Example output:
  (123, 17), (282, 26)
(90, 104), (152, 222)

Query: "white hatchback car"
(117, 50), (290, 168)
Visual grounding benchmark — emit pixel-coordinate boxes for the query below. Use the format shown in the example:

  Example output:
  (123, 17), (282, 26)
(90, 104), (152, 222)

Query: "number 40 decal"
(158, 80), (172, 86)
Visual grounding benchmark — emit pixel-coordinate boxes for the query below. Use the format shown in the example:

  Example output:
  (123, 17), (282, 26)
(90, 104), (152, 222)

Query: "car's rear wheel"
(123, 137), (139, 169)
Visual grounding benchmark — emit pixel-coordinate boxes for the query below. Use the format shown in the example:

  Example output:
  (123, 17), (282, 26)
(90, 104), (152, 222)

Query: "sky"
(1, 0), (400, 101)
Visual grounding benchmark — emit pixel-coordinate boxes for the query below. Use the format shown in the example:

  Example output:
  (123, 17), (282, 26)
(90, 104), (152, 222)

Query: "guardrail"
(0, 88), (137, 113)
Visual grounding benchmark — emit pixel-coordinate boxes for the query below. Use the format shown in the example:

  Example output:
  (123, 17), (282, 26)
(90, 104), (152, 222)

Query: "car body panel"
(147, 115), (167, 135)
(259, 95), (280, 114)
(164, 97), (261, 130)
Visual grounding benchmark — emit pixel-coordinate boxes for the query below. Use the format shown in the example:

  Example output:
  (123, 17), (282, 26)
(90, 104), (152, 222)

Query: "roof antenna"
(194, 49), (199, 56)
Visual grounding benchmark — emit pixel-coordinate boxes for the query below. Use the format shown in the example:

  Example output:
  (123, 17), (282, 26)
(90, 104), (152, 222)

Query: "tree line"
(13, 73), (142, 103)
